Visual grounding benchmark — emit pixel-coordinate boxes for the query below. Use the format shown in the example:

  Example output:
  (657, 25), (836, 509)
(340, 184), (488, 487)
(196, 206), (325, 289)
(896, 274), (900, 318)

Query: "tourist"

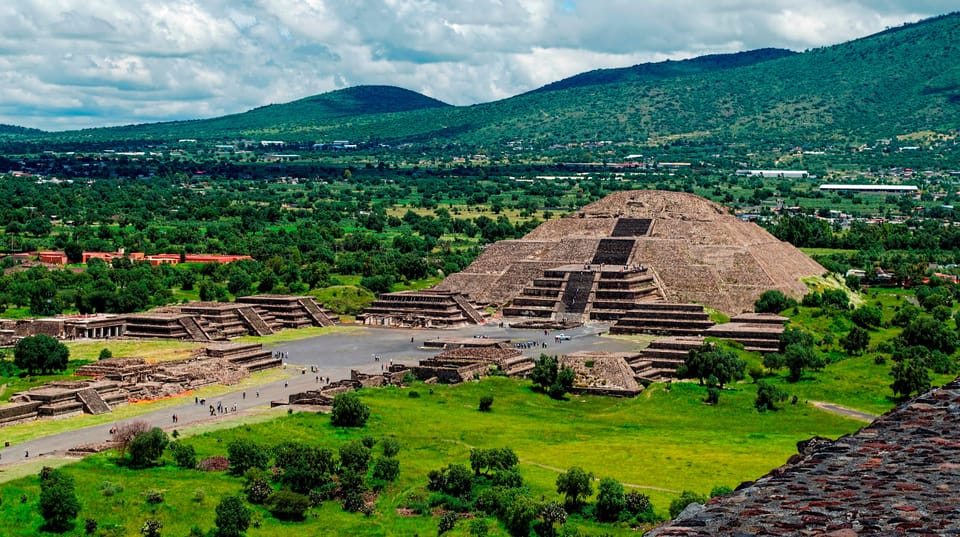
(256, 390), (259, 397)
(242, 392), (246, 400)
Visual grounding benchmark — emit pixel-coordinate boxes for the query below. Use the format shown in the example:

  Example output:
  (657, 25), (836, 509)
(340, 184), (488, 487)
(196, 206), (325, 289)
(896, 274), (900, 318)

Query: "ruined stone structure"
(236, 295), (337, 330)
(560, 352), (643, 397)
(358, 290), (486, 328)
(436, 191), (823, 320)
(628, 313), (788, 383)
(647, 377), (960, 536)
(1, 343), (279, 426)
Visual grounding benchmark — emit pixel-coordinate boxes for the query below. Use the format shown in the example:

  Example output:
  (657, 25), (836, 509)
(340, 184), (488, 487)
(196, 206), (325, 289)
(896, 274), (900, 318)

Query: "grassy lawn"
(0, 368), (292, 447)
(0, 377), (862, 537)
(65, 340), (204, 362)
(234, 325), (360, 346)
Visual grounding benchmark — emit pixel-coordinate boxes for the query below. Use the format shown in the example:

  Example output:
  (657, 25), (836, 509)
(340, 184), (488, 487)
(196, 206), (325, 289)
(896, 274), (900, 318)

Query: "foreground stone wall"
(647, 377), (960, 536)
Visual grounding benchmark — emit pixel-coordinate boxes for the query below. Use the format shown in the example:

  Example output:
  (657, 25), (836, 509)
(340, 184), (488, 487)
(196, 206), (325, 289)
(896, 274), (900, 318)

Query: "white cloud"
(0, 0), (950, 130)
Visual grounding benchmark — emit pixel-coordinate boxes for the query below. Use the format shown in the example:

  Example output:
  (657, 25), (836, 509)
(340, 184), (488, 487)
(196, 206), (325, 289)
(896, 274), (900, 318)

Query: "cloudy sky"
(0, 1), (952, 131)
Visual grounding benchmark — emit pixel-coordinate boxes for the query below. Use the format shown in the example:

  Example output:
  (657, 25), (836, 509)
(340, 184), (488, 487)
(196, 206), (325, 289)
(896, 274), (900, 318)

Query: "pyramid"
(435, 190), (823, 316)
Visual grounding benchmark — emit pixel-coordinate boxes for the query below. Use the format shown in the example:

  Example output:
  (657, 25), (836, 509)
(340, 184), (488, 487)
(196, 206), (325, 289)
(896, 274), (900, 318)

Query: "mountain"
(21, 12), (960, 148)
(0, 124), (45, 137)
(47, 85), (450, 142)
(527, 48), (797, 95)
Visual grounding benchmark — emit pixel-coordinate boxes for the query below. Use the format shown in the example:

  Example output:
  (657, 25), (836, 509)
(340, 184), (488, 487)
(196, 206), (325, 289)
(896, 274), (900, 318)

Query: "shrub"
(169, 442), (197, 469)
(214, 495), (251, 537)
(226, 439), (270, 475)
(100, 481), (123, 497)
(140, 519), (162, 537)
(754, 381), (789, 412)
(372, 456), (400, 482)
(84, 518), (98, 535)
(595, 477), (626, 522)
(408, 390), (421, 398)
(851, 305), (882, 329)
(339, 440), (372, 473)
(39, 467), (80, 532)
(142, 489), (164, 504)
(668, 490), (706, 518)
(469, 519), (490, 537)
(98, 348), (112, 360)
(624, 490), (656, 522)
(438, 511), (458, 534)
(479, 395), (494, 411)
(361, 435), (377, 448)
(382, 437), (401, 457)
(112, 421), (150, 459)
(128, 428), (169, 468)
(709, 485), (733, 498)
(754, 290), (794, 313)
(193, 489), (205, 503)
(244, 469), (273, 504)
(266, 490), (311, 521)
(331, 392), (371, 427)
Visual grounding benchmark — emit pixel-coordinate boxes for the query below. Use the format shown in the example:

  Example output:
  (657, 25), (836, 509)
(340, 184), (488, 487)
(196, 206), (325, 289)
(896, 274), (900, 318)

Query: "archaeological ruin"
(434, 190), (823, 327)
(357, 290), (487, 328)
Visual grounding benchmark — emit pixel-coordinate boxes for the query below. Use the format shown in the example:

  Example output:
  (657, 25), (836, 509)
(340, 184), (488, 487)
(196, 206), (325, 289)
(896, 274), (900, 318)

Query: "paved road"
(0, 322), (635, 468)
(810, 401), (878, 422)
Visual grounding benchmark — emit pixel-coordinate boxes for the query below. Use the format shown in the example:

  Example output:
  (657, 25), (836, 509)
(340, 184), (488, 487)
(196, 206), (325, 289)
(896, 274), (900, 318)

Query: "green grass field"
(0, 377), (863, 537)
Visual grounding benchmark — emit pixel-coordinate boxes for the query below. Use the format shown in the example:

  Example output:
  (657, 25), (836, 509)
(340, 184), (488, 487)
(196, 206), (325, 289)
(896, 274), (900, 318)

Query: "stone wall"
(647, 376), (960, 536)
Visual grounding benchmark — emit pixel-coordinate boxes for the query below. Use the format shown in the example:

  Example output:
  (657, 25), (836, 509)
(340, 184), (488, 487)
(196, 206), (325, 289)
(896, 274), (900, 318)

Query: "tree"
(754, 290), (794, 313)
(226, 439), (270, 476)
(479, 395), (494, 411)
(371, 456), (400, 482)
(556, 466), (593, 511)
(536, 501), (567, 537)
(169, 442), (197, 469)
(39, 467), (80, 533)
(899, 316), (959, 355)
(127, 427), (169, 468)
(850, 305), (882, 329)
(213, 495), (251, 537)
(265, 490), (311, 521)
(274, 442), (336, 494)
(330, 392), (370, 427)
(754, 381), (789, 412)
(338, 440), (372, 474)
(14, 334), (70, 375)
(140, 520), (163, 537)
(624, 491), (656, 523)
(504, 495), (539, 537)
(820, 289), (849, 310)
(112, 420), (150, 459)
(841, 326), (871, 355)
(530, 354), (575, 399)
(890, 359), (931, 399)
(595, 477), (627, 522)
(766, 342), (826, 382)
(676, 343), (745, 389)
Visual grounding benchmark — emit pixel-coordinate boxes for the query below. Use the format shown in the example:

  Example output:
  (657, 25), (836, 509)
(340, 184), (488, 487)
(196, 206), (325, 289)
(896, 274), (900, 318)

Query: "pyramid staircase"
(631, 336), (704, 383)
(76, 388), (112, 415)
(452, 294), (487, 324)
(178, 316), (213, 342)
(298, 297), (335, 327)
(237, 306), (274, 336)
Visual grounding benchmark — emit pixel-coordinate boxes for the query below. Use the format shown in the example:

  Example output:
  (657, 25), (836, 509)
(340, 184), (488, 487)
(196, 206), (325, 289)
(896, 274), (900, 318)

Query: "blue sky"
(0, 1), (952, 131)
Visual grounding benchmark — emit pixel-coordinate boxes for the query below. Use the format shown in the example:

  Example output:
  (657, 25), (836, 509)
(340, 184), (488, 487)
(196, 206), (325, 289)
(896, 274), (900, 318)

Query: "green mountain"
(26, 12), (960, 148)
(0, 124), (45, 137)
(527, 48), (796, 94)
(53, 85), (450, 142)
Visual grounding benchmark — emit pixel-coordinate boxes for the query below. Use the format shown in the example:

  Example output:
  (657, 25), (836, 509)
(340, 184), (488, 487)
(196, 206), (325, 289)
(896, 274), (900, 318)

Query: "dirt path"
(810, 401), (877, 422)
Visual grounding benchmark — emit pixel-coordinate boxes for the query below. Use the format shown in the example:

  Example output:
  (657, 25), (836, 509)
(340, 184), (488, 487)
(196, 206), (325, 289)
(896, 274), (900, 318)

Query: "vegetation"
(330, 392), (371, 427)
(14, 335), (69, 375)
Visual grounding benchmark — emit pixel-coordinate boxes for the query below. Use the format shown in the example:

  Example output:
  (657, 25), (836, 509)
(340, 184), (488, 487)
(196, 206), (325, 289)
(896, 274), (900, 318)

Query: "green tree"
(128, 427), (169, 468)
(768, 342), (826, 382)
(331, 392), (370, 427)
(213, 495), (251, 537)
(841, 326), (871, 355)
(371, 456), (400, 482)
(850, 305), (882, 329)
(14, 334), (70, 375)
(754, 290), (794, 313)
(226, 439), (270, 476)
(38, 467), (80, 533)
(338, 440), (372, 474)
(754, 380), (789, 412)
(265, 490), (311, 521)
(899, 316), (959, 354)
(556, 466), (593, 511)
(273, 442), (336, 494)
(530, 354), (575, 399)
(890, 359), (931, 399)
(676, 343), (745, 389)
(595, 477), (627, 522)
(169, 442), (197, 469)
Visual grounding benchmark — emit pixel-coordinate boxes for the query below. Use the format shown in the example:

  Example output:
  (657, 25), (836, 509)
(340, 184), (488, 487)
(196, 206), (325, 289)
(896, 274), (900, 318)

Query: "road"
(0, 321), (636, 469)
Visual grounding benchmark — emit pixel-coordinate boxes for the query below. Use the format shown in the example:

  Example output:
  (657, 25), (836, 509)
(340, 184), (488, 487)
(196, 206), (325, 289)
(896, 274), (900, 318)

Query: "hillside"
(46, 85), (450, 143)
(0, 124), (45, 137)
(527, 48), (796, 94)
(21, 12), (960, 147)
